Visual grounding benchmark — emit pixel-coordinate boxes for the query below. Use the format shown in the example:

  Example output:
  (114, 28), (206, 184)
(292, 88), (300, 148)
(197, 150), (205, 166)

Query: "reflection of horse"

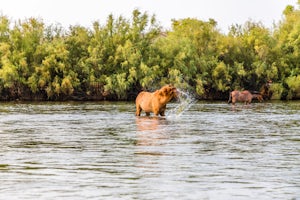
(136, 116), (163, 131)
(228, 90), (263, 105)
(135, 117), (168, 146)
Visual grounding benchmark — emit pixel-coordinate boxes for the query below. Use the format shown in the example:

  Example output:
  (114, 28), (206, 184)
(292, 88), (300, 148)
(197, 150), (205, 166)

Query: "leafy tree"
(1, 6), (300, 100)
(0, 15), (10, 42)
(273, 3), (300, 99)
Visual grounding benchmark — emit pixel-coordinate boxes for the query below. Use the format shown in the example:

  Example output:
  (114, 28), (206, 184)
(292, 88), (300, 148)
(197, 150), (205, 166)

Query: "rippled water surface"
(0, 101), (299, 200)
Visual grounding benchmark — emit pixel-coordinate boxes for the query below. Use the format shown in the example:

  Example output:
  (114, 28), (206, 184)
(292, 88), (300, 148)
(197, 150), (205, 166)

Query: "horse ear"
(158, 89), (164, 96)
(164, 87), (169, 95)
(161, 87), (170, 95)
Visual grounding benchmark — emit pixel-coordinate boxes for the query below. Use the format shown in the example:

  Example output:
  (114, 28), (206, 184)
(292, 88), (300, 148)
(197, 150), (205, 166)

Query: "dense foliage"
(0, 4), (300, 101)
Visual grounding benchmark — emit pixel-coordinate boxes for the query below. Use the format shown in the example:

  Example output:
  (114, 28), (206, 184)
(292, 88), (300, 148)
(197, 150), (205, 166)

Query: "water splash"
(168, 89), (196, 117)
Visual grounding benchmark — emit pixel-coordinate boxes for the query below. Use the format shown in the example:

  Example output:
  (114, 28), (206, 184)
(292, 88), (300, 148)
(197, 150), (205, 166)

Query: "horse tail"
(228, 92), (232, 104)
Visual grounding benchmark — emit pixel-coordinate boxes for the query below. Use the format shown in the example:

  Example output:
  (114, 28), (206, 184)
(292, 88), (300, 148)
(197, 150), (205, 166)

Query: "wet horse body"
(228, 90), (263, 105)
(135, 85), (179, 116)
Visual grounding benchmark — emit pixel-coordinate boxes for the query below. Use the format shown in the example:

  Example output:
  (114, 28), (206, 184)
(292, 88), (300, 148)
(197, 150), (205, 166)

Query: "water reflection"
(135, 116), (169, 148)
(136, 116), (165, 131)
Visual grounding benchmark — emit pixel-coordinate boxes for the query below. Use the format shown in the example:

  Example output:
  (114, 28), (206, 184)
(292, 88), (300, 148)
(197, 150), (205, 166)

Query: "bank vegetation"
(0, 3), (300, 101)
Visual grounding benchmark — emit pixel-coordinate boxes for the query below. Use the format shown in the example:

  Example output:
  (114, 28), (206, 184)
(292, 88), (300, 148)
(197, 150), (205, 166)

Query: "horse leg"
(245, 99), (251, 105)
(228, 92), (232, 104)
(152, 108), (160, 116)
(135, 105), (142, 116)
(248, 96), (252, 104)
(232, 98), (236, 106)
(159, 105), (166, 116)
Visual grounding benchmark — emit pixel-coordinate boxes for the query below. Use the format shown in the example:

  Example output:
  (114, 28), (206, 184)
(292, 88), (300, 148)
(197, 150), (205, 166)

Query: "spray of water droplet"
(168, 89), (196, 118)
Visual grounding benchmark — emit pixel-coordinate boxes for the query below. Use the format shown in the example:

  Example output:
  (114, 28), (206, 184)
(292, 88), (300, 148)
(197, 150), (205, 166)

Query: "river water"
(0, 101), (299, 200)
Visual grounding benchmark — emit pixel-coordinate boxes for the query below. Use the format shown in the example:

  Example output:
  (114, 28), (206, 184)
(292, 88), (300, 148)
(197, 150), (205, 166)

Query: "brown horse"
(135, 84), (179, 116)
(260, 80), (273, 100)
(228, 90), (263, 105)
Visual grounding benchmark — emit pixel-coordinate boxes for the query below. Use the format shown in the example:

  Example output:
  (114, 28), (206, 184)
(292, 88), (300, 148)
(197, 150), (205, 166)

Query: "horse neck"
(159, 95), (173, 104)
(260, 83), (269, 93)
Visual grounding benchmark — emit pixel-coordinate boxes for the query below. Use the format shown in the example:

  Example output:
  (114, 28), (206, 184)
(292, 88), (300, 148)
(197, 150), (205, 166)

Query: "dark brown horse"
(228, 90), (263, 105)
(260, 80), (273, 100)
